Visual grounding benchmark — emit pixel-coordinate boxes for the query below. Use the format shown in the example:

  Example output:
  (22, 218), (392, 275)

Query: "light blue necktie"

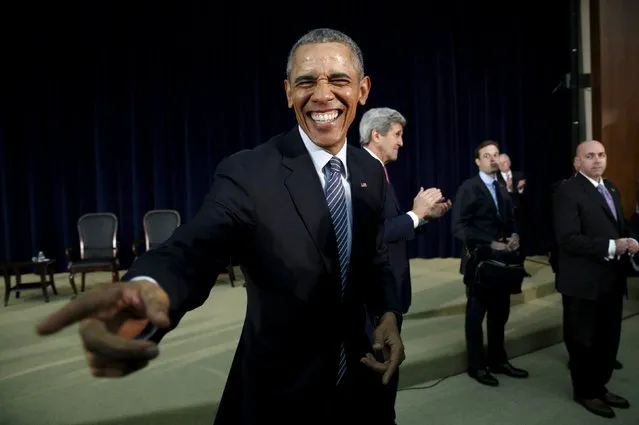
(597, 184), (618, 221)
(324, 157), (349, 385)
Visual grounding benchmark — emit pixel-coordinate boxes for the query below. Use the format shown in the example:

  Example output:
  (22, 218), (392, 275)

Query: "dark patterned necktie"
(324, 157), (349, 385)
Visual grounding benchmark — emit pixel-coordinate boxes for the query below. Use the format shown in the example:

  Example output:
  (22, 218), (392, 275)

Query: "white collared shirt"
(298, 126), (352, 256)
(363, 147), (421, 228)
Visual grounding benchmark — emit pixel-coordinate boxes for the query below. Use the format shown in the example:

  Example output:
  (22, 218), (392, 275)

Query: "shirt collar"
(364, 146), (384, 166)
(298, 125), (348, 178)
(579, 171), (603, 187)
(479, 171), (497, 186)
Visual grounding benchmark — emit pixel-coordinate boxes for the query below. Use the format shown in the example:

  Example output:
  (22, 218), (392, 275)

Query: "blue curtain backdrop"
(1, 1), (573, 271)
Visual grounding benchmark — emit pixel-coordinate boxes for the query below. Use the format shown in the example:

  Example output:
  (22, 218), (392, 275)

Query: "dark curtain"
(2, 1), (573, 271)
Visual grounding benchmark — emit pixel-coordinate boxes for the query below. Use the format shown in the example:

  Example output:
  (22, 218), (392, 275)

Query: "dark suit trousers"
(465, 286), (511, 371)
(562, 293), (623, 399)
(386, 320), (403, 419)
(325, 362), (396, 425)
(365, 316), (402, 421)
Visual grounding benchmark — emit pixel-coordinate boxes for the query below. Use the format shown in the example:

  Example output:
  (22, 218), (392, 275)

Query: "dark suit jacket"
(451, 174), (518, 282)
(123, 127), (400, 424)
(497, 170), (525, 210)
(382, 180), (424, 315)
(547, 175), (574, 272)
(553, 172), (636, 300)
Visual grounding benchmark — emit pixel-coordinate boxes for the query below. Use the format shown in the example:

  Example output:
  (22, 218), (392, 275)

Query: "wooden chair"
(132, 209), (181, 259)
(66, 212), (120, 295)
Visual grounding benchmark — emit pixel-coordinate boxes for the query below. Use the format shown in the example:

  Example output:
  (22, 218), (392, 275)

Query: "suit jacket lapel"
(280, 128), (338, 275)
(346, 148), (366, 264)
(475, 176), (501, 220)
(577, 173), (618, 224)
(605, 180), (624, 228)
(387, 180), (401, 212)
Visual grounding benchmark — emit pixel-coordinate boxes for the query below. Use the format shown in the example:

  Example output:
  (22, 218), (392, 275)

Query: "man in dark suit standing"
(35, 28), (405, 425)
(550, 158), (624, 372)
(497, 153), (526, 211)
(553, 140), (638, 419)
(451, 140), (529, 387)
(358, 106), (452, 420)
(548, 157), (580, 274)
(359, 107), (452, 314)
(497, 154), (527, 250)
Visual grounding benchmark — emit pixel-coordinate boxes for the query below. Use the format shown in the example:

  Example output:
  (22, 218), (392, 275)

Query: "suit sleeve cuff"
(608, 240), (616, 259)
(129, 276), (159, 340)
(406, 211), (420, 228)
(129, 276), (158, 284)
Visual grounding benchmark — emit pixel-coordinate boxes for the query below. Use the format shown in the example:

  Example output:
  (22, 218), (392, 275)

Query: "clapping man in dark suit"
(497, 153), (526, 210)
(451, 140), (529, 387)
(36, 28), (405, 425)
(359, 107), (452, 420)
(553, 140), (638, 419)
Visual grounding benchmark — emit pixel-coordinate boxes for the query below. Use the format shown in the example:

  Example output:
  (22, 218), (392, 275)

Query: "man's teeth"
(311, 111), (339, 122)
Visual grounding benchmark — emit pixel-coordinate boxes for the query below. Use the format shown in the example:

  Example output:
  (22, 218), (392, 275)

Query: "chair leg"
(112, 268), (120, 282)
(81, 273), (86, 292)
(68, 273), (78, 296)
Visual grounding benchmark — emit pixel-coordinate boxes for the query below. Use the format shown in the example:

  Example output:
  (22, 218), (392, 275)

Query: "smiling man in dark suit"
(36, 28), (405, 425)
(451, 140), (529, 387)
(359, 106), (452, 421)
(553, 140), (638, 419)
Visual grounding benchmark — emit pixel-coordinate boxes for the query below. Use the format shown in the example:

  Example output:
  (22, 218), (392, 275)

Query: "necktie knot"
(326, 157), (344, 177)
(597, 184), (605, 195)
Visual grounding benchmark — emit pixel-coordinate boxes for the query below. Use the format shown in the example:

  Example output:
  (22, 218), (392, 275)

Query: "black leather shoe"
(468, 369), (499, 386)
(574, 397), (615, 418)
(490, 362), (529, 378)
(614, 359), (623, 370)
(602, 392), (630, 409)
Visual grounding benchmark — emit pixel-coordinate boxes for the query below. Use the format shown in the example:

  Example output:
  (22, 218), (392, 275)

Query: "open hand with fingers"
(360, 312), (405, 385)
(36, 280), (171, 378)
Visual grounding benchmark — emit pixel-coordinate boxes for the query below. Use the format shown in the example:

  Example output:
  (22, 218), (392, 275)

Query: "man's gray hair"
(359, 107), (407, 146)
(286, 28), (365, 80)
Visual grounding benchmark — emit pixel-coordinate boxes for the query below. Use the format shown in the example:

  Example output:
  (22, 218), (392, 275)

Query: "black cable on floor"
(398, 375), (451, 391)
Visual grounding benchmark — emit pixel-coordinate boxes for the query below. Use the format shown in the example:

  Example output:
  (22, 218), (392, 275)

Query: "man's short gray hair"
(286, 28), (365, 80)
(359, 107), (407, 146)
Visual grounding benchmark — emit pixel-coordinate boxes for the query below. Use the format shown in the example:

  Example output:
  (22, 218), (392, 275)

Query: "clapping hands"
(411, 187), (452, 220)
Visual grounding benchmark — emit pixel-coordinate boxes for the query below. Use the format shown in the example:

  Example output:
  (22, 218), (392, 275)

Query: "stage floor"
(1, 257), (638, 425)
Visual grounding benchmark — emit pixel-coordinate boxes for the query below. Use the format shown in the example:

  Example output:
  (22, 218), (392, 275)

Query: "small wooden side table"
(1, 260), (57, 306)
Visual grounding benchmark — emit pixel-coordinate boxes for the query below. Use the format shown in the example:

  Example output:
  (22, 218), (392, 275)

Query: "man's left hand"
(506, 234), (520, 251)
(517, 179), (526, 192)
(627, 238), (639, 254)
(360, 312), (405, 385)
(428, 199), (452, 219)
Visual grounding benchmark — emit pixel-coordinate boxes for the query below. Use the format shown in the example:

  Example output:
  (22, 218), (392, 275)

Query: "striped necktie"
(324, 157), (349, 385)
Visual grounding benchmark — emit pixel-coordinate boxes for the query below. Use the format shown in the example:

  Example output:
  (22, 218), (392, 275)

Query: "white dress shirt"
(298, 126), (353, 256)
